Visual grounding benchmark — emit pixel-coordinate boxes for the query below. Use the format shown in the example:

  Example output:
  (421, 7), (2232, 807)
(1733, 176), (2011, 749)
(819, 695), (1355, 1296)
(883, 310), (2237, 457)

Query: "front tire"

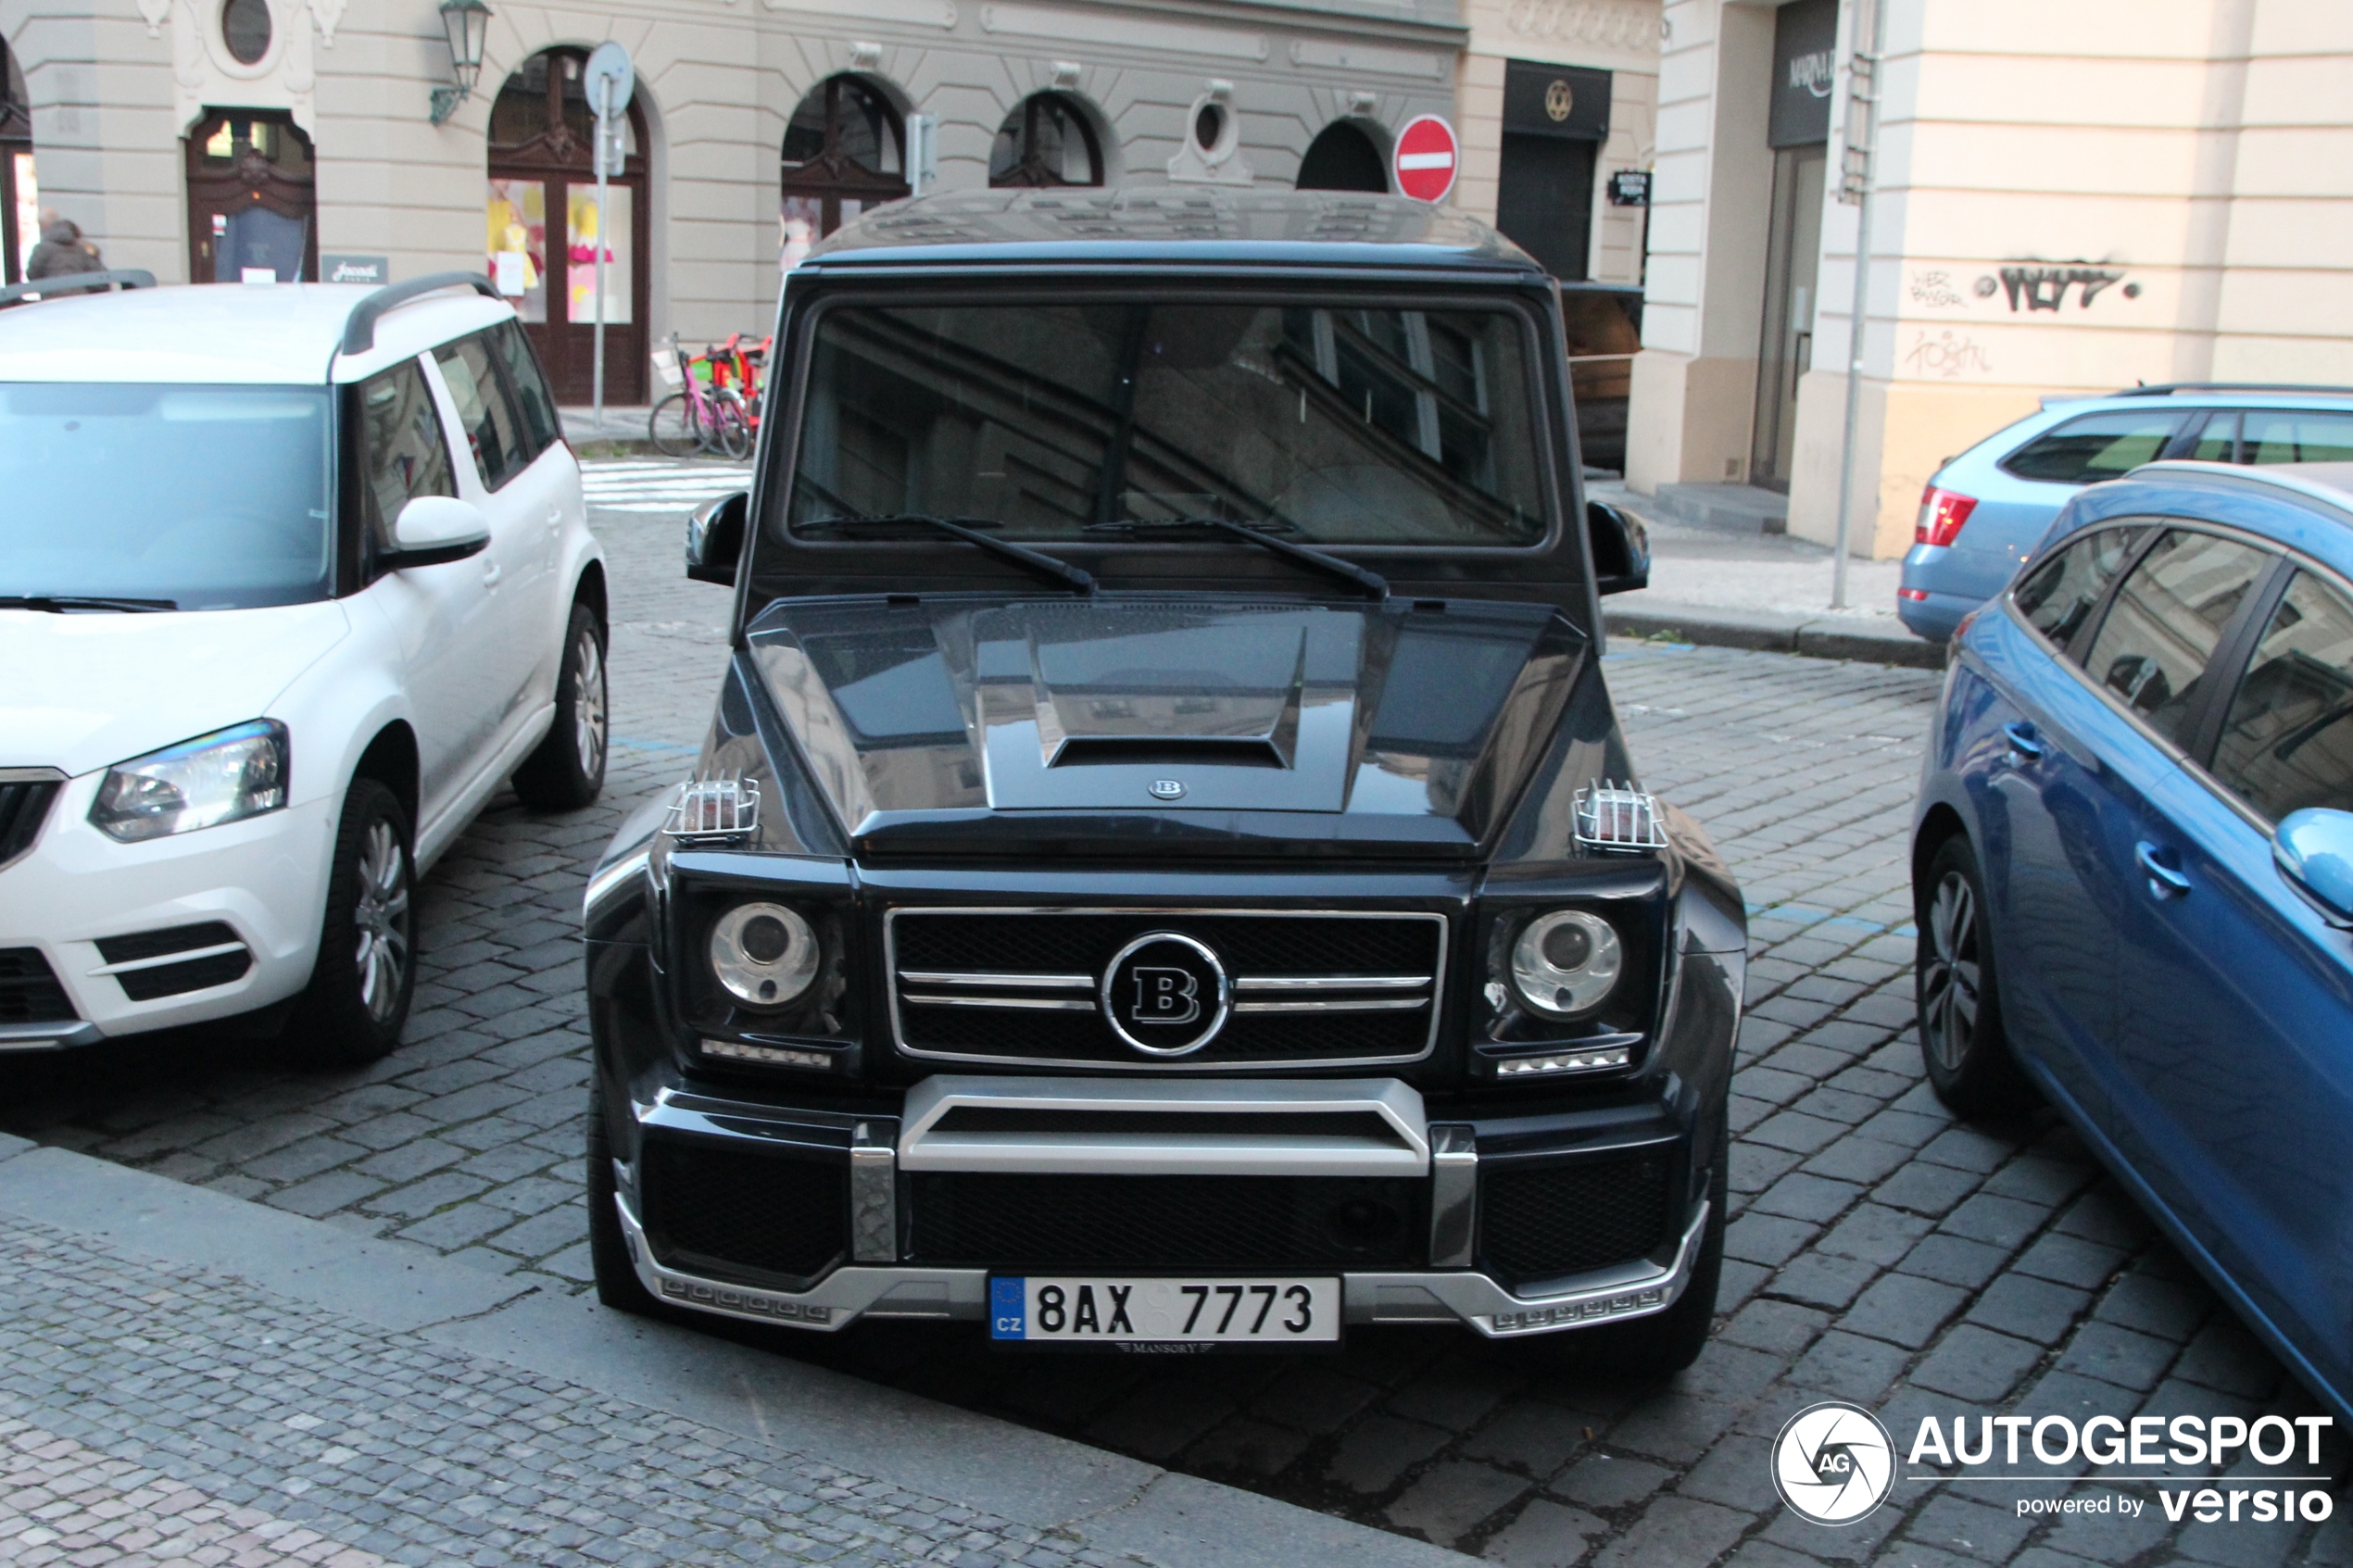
(513, 603), (608, 810)
(1916, 834), (2037, 1116)
(287, 777), (414, 1066)
(648, 392), (699, 458)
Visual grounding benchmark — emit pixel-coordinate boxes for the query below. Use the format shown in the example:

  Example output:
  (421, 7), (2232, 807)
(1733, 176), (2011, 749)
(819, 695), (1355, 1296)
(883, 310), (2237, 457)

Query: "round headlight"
(709, 902), (819, 1010)
(1509, 909), (1623, 1018)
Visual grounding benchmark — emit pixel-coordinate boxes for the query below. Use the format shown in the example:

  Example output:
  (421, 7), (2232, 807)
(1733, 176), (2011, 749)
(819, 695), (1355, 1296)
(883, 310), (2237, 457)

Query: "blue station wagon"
(1911, 458), (2353, 1424)
(1897, 387), (2353, 643)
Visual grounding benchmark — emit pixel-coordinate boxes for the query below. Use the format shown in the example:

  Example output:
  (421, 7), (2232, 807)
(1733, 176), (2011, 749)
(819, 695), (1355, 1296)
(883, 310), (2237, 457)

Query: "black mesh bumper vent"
(639, 1137), (848, 1286)
(906, 1172), (1425, 1270)
(0, 948), (76, 1025)
(1478, 1148), (1676, 1286)
(97, 922), (252, 1001)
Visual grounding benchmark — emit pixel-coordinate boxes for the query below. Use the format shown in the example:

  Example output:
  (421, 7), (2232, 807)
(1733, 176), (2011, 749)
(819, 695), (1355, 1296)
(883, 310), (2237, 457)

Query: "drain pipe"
(1830, 0), (1888, 611)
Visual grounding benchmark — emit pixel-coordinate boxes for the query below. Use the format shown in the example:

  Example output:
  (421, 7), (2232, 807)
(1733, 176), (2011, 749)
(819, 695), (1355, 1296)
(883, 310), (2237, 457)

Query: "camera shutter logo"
(1101, 932), (1230, 1056)
(1771, 1402), (1895, 1525)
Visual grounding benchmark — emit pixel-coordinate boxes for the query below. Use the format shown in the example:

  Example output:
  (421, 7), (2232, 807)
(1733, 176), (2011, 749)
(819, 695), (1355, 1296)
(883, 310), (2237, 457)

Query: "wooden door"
(485, 48), (649, 406)
(186, 110), (317, 283)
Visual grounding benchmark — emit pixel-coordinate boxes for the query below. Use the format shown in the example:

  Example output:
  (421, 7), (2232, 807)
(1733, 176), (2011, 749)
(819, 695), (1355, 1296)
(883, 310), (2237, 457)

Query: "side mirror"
(385, 495), (490, 570)
(687, 491), (748, 586)
(1587, 498), (1650, 596)
(2275, 808), (2353, 925)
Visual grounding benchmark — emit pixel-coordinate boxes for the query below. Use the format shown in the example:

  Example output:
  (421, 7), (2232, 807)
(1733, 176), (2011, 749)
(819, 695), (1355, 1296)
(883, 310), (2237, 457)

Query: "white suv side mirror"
(388, 495), (491, 569)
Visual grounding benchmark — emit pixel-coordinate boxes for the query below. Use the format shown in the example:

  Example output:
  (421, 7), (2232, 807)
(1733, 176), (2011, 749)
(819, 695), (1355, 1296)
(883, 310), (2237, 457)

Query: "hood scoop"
(979, 603), (1355, 810)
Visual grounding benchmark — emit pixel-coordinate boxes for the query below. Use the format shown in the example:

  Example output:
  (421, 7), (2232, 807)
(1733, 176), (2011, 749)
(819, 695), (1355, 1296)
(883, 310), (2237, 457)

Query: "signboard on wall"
(1502, 60), (1612, 142)
(1768, 0), (1839, 148)
(1608, 170), (1650, 207)
(321, 253), (387, 285)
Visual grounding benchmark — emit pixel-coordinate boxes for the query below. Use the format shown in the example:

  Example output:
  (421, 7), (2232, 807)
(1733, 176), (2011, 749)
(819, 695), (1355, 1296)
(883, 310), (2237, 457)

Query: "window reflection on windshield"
(784, 302), (1547, 546)
(0, 383), (333, 609)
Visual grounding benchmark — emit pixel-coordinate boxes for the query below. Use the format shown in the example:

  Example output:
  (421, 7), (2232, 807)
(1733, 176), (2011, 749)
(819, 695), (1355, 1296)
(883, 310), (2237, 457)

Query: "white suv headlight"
(90, 719), (289, 843)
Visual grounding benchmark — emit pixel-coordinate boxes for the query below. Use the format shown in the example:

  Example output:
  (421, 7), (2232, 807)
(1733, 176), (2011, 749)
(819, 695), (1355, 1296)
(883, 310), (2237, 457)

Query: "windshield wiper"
(0, 594), (178, 612)
(1085, 518), (1388, 601)
(800, 513), (1095, 596)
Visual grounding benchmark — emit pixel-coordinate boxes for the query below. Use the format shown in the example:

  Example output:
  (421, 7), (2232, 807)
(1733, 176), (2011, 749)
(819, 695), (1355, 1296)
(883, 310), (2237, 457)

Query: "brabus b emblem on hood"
(1149, 779), (1185, 800)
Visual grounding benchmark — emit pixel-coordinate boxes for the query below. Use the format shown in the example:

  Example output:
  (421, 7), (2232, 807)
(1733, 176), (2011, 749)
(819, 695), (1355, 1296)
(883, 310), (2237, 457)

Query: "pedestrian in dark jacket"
(26, 217), (105, 280)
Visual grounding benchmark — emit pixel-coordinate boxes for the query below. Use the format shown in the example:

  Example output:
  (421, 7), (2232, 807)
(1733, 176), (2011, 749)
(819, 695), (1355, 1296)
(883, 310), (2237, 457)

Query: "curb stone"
(1606, 600), (1949, 671)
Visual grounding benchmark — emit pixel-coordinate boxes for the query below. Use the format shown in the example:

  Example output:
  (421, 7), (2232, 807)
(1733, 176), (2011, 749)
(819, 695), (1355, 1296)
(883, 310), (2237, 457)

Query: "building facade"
(1629, 0), (2353, 558)
(0, 0), (1465, 401)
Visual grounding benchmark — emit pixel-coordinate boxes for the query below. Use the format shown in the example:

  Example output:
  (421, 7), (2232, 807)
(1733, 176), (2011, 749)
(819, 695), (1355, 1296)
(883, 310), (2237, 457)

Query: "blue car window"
(2211, 571), (2353, 821)
(2000, 409), (2182, 485)
(2084, 530), (2271, 745)
(2245, 410), (2353, 466)
(2012, 523), (2148, 656)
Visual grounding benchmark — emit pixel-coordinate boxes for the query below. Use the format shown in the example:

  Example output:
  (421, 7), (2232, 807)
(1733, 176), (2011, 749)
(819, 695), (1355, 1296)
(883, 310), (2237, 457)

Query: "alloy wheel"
(353, 819), (410, 1024)
(1920, 870), (1981, 1073)
(573, 627), (608, 778)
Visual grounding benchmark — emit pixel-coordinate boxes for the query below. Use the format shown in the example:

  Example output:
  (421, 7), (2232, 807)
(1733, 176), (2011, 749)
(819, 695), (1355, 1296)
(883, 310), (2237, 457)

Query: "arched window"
(1, 44), (32, 284)
(186, 111), (315, 283)
(989, 93), (1102, 188)
(1296, 120), (1388, 194)
(485, 46), (652, 404)
(780, 74), (906, 264)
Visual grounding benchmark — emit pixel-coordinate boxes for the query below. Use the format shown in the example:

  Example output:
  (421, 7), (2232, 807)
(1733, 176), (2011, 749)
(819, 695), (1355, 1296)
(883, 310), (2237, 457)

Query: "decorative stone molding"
(308, 0), (344, 48)
(1504, 0), (1658, 53)
(164, 0), (318, 133)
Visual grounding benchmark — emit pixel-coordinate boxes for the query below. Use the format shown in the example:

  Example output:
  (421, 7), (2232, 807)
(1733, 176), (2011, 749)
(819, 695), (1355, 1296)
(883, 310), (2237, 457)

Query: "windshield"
(0, 383), (333, 609)
(784, 300), (1551, 547)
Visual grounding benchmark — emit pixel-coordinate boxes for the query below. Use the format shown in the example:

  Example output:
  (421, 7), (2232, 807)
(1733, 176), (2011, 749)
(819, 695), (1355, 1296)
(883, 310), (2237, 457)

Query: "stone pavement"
(3, 458), (2347, 1566)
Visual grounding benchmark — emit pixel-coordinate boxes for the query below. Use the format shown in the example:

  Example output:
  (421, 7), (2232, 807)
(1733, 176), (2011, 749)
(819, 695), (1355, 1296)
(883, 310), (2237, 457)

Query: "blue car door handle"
(2003, 722), (2046, 762)
(2136, 841), (2192, 898)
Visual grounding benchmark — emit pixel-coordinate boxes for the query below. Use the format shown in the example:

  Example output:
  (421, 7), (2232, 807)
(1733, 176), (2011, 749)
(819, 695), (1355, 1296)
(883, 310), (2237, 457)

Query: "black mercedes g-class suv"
(582, 189), (1745, 1371)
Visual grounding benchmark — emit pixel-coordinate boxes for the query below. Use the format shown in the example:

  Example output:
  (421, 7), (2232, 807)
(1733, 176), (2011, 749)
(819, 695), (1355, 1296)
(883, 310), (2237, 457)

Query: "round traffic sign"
(1392, 114), (1458, 204)
(583, 41), (635, 119)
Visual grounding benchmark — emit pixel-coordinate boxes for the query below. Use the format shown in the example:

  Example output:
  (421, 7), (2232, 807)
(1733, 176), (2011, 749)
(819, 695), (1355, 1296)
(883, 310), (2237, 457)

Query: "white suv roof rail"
(0, 270), (157, 311)
(340, 270), (501, 356)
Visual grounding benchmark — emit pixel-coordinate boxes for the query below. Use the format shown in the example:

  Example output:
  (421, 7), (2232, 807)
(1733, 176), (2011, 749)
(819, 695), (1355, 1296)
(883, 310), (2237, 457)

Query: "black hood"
(741, 596), (1588, 859)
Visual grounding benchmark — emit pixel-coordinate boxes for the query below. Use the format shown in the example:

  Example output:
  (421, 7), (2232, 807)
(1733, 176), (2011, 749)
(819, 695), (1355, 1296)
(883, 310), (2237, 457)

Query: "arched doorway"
(1296, 121), (1388, 193)
(185, 109), (316, 283)
(1, 44), (32, 284)
(486, 46), (650, 406)
(988, 93), (1101, 188)
(779, 75), (905, 268)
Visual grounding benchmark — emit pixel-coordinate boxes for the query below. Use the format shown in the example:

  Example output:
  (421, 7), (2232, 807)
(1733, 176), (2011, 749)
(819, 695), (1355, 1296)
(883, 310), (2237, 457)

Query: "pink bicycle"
(648, 333), (752, 459)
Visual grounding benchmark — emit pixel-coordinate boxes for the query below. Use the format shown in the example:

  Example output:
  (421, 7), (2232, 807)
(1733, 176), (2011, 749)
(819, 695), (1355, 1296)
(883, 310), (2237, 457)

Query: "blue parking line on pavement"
(612, 736), (700, 755)
(1748, 901), (1918, 940)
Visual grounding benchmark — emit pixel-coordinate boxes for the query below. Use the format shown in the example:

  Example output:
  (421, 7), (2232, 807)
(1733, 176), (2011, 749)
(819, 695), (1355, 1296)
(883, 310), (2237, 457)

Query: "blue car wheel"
(1916, 835), (2037, 1116)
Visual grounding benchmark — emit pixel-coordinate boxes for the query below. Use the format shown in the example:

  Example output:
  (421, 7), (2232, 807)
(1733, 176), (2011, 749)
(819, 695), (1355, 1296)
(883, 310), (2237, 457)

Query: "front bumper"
(614, 1187), (1709, 1339)
(612, 1073), (1712, 1340)
(0, 771), (334, 1045)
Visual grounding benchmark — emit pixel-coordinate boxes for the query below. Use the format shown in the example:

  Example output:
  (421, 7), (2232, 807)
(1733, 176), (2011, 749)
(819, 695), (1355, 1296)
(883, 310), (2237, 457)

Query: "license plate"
(989, 1276), (1340, 1348)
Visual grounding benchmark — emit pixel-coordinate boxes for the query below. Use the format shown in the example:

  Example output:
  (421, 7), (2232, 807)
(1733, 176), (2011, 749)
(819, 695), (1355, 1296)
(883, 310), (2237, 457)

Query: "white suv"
(0, 273), (607, 1063)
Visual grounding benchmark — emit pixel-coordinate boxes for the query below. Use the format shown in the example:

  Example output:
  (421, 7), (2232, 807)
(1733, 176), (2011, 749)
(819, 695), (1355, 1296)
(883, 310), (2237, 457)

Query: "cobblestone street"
(4, 463), (2347, 1566)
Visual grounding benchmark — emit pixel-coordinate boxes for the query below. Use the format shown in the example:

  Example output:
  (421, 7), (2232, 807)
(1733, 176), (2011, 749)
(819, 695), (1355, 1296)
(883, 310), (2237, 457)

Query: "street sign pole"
(580, 42), (634, 434)
(593, 73), (610, 432)
(1831, 0), (1888, 611)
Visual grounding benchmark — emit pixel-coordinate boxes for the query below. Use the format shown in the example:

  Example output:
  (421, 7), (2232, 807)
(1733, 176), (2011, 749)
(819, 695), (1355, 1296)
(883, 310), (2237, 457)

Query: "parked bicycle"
(648, 333), (752, 459)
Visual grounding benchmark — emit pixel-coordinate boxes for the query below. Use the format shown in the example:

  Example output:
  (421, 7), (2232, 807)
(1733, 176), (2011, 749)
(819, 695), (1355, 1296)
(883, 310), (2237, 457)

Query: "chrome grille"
(887, 908), (1447, 1071)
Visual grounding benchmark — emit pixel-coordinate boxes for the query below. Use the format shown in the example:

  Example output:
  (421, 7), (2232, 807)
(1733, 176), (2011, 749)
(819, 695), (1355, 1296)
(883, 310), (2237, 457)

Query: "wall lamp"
(429, 0), (493, 126)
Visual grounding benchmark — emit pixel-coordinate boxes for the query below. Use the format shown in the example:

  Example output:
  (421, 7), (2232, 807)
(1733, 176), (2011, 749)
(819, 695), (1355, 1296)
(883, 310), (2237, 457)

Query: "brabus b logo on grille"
(1102, 932), (1230, 1056)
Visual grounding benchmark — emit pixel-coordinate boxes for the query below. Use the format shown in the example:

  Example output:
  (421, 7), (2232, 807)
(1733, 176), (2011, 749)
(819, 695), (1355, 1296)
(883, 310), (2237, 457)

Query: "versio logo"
(1773, 1402), (1896, 1525)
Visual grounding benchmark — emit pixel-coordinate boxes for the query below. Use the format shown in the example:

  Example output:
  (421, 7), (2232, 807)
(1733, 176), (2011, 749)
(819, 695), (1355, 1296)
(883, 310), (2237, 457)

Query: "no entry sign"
(1392, 114), (1459, 204)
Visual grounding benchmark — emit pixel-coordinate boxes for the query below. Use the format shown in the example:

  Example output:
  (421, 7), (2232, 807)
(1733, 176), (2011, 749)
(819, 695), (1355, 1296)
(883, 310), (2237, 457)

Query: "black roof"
(801, 187), (1545, 275)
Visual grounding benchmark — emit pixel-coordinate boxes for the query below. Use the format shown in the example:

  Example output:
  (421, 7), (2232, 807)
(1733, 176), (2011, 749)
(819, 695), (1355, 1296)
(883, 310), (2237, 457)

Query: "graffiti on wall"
(1979, 266), (2144, 312)
(1908, 270), (1969, 309)
(1903, 329), (1994, 379)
